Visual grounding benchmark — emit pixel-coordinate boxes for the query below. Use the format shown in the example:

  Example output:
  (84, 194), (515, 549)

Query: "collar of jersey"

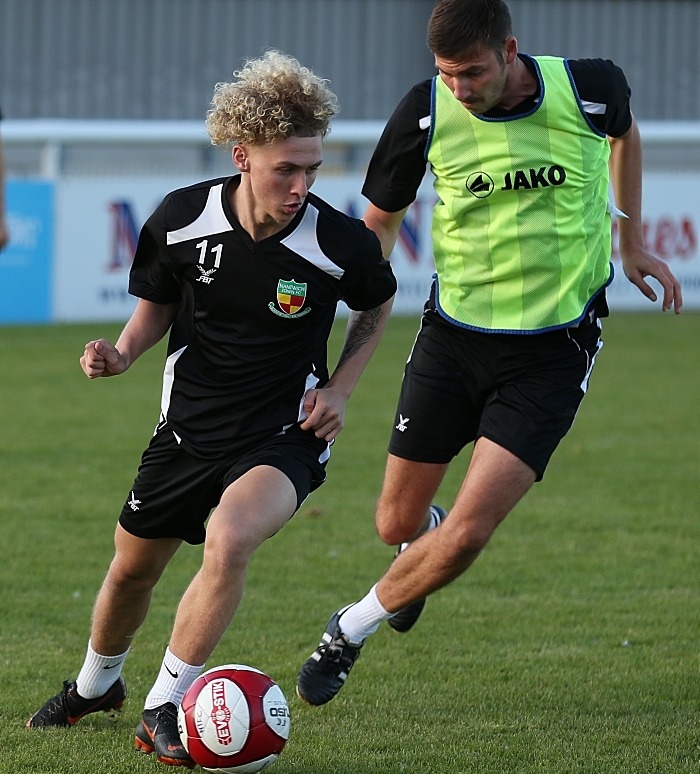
(222, 175), (312, 250)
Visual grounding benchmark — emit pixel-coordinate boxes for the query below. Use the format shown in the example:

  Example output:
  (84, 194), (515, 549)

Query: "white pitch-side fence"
(1, 120), (699, 324)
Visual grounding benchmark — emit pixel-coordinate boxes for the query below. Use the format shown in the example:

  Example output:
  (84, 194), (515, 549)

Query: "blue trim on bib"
(425, 77), (438, 161)
(470, 54), (545, 123)
(432, 264), (614, 335)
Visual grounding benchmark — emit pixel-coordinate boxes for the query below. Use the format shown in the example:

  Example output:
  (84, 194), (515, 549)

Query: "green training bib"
(427, 56), (612, 332)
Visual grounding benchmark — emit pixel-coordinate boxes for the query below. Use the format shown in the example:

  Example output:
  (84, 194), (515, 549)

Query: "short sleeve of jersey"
(313, 206), (396, 310)
(128, 194), (182, 304)
(361, 81), (432, 213)
(567, 58), (632, 137)
(342, 238), (397, 311)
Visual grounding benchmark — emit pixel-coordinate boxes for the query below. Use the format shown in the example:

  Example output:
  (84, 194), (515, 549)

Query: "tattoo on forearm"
(336, 306), (382, 368)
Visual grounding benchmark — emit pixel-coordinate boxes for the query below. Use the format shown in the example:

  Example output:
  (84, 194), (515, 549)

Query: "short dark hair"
(428, 0), (513, 60)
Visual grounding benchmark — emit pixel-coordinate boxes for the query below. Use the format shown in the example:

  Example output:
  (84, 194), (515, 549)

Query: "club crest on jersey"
(269, 279), (312, 319)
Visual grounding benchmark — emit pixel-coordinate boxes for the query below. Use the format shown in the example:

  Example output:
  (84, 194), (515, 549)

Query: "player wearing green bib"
(429, 55), (613, 332)
(297, 0), (682, 707)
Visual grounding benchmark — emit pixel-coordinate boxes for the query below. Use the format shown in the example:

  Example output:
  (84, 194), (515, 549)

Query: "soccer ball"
(178, 664), (290, 773)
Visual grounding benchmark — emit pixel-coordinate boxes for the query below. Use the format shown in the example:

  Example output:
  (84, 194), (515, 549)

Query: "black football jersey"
(129, 175), (396, 459)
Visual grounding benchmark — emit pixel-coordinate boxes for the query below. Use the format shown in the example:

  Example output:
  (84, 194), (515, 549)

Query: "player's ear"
(232, 144), (250, 173)
(503, 36), (518, 66)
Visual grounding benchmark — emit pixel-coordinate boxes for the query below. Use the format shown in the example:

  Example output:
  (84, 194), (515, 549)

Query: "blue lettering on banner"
(107, 201), (139, 272)
(98, 288), (131, 303)
(396, 202), (421, 264)
(680, 275), (700, 289)
(1, 182), (53, 323)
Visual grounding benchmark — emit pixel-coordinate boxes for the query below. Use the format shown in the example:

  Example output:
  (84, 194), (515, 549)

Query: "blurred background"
(1, 0), (699, 323)
(3, 0), (700, 123)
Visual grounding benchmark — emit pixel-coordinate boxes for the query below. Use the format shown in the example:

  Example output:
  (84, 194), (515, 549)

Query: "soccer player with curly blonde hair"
(27, 52), (396, 767)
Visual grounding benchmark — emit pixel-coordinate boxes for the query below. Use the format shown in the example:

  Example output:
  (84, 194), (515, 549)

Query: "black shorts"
(118, 424), (329, 544)
(388, 311), (603, 480)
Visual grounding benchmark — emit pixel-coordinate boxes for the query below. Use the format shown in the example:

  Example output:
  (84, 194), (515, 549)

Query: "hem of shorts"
(261, 460), (328, 512)
(476, 431), (545, 482)
(389, 433), (548, 481)
(387, 444), (458, 466)
(118, 515), (206, 545)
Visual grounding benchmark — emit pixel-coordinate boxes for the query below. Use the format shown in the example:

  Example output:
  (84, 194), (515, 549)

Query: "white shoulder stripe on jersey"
(166, 184), (233, 245)
(581, 100), (606, 115)
(419, 115), (431, 130)
(280, 205), (345, 279)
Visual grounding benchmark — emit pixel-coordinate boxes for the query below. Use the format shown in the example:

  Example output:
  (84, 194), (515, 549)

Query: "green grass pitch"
(0, 312), (698, 773)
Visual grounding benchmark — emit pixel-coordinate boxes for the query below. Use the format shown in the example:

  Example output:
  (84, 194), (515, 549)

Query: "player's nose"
(452, 78), (473, 102)
(291, 171), (309, 198)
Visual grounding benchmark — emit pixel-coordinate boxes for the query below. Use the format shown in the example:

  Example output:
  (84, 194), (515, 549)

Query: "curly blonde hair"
(206, 50), (339, 146)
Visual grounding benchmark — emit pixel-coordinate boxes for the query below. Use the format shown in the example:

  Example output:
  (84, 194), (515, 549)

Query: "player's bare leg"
(374, 456), (449, 545)
(168, 465), (298, 665)
(370, 456), (449, 632)
(376, 437), (536, 613)
(135, 465), (298, 766)
(91, 527), (182, 654)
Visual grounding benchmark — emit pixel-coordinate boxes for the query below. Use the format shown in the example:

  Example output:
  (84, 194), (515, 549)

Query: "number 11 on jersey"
(195, 239), (223, 284)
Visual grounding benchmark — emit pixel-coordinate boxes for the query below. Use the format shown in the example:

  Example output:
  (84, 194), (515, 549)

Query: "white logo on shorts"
(128, 491), (141, 511)
(396, 414), (410, 433)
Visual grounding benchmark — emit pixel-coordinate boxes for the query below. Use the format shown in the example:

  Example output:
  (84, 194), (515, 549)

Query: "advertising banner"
(49, 171), (698, 324)
(53, 177), (196, 321)
(607, 173), (699, 309)
(1, 181), (53, 323)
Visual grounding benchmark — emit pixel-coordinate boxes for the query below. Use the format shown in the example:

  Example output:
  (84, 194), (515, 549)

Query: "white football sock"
(338, 585), (393, 644)
(144, 647), (205, 710)
(75, 640), (130, 699)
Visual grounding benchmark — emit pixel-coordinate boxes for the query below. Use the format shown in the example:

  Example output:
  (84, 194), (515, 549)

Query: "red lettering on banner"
(654, 218), (674, 257)
(611, 215), (698, 262)
(678, 218), (697, 257)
